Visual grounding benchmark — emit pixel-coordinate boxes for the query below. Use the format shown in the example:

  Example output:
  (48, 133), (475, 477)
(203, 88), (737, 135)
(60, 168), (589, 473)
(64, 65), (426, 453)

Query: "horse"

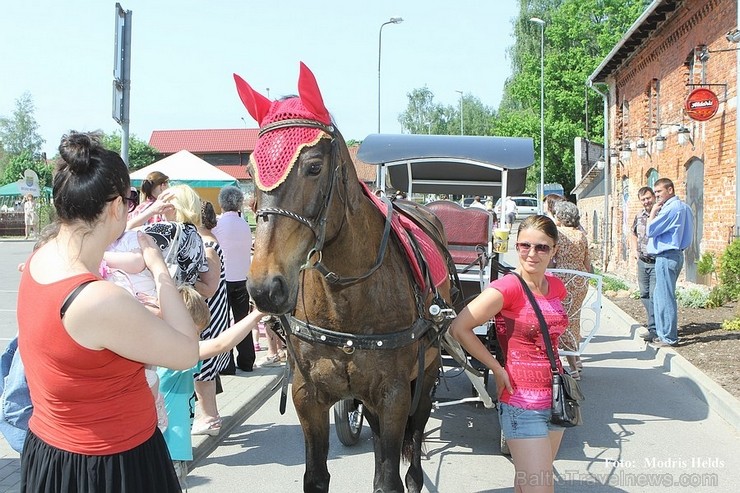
(234, 63), (454, 493)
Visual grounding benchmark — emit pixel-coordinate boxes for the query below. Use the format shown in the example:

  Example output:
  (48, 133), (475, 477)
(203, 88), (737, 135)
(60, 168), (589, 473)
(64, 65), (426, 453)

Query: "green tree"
(1, 151), (53, 188)
(398, 89), (496, 136)
(100, 131), (159, 171)
(499, 0), (650, 195)
(0, 92), (45, 158)
(398, 87), (442, 135)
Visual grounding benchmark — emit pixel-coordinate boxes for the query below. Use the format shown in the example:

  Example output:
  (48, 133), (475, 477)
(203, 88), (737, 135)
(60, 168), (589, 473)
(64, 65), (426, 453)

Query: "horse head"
(235, 63), (358, 315)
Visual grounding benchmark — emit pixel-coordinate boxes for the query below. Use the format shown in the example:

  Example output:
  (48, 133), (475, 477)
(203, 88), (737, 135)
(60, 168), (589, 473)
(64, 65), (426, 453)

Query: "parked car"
(494, 196), (539, 220)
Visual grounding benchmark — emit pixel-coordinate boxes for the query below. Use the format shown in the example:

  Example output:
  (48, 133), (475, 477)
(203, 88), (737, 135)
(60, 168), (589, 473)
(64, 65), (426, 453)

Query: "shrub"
(718, 239), (740, 298)
(721, 318), (740, 332)
(697, 252), (716, 278)
(675, 285), (711, 309)
(600, 274), (630, 292)
(706, 285), (732, 308)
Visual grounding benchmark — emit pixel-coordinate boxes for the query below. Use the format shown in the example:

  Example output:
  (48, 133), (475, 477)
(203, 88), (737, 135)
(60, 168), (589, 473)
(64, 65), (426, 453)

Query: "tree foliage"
(398, 87), (496, 136)
(100, 132), (159, 171)
(1, 151), (53, 188)
(396, 0), (649, 195)
(0, 92), (45, 158)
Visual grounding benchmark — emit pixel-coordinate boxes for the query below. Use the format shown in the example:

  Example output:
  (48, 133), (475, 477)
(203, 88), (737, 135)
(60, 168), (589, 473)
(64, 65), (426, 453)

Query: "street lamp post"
(376, 16), (403, 189)
(530, 17), (545, 212)
(456, 90), (464, 135)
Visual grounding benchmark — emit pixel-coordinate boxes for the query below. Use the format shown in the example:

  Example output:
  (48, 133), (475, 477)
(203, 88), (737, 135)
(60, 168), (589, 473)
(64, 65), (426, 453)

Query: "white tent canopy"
(130, 150), (238, 188)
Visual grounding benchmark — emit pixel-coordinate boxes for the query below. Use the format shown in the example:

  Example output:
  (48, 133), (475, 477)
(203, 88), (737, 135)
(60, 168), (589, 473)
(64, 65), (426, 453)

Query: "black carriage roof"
(357, 134), (534, 198)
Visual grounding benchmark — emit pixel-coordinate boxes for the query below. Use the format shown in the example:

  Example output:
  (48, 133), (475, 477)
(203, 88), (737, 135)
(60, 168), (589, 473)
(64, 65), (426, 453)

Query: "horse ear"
(233, 73), (272, 125)
(297, 62), (330, 123)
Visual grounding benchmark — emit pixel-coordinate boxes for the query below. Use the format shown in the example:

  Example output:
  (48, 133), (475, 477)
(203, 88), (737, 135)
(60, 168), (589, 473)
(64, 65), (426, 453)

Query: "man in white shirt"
(213, 186), (255, 372)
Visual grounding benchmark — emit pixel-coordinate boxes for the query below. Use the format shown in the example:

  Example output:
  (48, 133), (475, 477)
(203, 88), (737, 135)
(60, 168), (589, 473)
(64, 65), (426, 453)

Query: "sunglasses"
(123, 195), (138, 213)
(516, 242), (554, 254)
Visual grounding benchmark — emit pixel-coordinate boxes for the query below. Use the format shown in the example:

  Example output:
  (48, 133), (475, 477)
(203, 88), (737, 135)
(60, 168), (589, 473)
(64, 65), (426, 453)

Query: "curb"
(192, 367), (284, 465)
(601, 295), (740, 432)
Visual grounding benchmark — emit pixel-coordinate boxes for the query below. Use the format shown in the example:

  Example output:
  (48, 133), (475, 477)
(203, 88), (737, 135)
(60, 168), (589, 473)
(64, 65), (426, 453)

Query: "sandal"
(191, 416), (222, 436)
(567, 369), (581, 381)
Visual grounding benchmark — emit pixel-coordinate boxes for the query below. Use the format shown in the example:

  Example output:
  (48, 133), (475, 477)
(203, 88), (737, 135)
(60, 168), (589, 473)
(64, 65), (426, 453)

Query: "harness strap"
(284, 316), (434, 351)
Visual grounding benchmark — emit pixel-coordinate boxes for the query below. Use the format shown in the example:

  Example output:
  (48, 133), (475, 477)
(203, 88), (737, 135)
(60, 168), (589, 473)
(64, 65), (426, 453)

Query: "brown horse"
(234, 63), (453, 493)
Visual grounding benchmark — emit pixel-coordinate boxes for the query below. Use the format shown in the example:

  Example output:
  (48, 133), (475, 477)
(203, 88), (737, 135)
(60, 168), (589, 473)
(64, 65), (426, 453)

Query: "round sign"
(685, 87), (719, 122)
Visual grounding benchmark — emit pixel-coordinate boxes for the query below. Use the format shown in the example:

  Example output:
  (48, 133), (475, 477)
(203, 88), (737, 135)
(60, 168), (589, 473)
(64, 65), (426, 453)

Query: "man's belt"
(639, 255), (656, 263)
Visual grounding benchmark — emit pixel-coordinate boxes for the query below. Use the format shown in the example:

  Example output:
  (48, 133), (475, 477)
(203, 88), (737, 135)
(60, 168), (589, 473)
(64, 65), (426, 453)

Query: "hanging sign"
(685, 88), (719, 122)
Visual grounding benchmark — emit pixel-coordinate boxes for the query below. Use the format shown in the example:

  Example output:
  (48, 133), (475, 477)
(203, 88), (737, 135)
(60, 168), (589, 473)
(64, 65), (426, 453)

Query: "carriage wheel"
(333, 399), (364, 446)
(500, 432), (510, 455)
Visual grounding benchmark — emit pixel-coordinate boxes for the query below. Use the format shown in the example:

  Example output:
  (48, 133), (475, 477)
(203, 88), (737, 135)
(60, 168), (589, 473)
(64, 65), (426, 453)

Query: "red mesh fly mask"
(234, 63), (334, 192)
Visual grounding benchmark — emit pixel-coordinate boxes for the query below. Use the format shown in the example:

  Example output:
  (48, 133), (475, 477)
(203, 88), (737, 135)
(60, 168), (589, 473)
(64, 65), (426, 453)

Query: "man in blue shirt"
(646, 178), (694, 347)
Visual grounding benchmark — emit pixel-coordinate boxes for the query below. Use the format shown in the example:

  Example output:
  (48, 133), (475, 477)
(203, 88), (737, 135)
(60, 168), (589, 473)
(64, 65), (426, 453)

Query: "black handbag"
(512, 272), (584, 427)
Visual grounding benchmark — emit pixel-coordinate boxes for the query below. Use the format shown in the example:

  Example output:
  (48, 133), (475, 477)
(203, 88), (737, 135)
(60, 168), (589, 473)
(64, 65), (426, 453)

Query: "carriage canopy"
(357, 134), (534, 201)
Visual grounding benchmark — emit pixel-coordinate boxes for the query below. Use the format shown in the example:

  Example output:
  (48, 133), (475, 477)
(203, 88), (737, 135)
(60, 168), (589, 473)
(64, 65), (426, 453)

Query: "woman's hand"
(493, 367), (513, 399)
(137, 231), (167, 275)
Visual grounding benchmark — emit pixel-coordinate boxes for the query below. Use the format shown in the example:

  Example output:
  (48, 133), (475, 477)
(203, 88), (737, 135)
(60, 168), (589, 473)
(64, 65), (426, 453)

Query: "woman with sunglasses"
(17, 132), (198, 492)
(449, 214), (569, 493)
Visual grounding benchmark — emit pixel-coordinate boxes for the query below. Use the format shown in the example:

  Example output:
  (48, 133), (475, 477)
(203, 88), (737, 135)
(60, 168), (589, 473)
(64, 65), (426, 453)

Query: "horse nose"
(248, 275), (292, 314)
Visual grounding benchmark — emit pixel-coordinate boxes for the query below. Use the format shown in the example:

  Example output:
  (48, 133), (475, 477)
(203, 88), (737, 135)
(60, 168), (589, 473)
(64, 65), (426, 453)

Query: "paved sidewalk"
(3, 297), (740, 491)
(0, 367), (283, 493)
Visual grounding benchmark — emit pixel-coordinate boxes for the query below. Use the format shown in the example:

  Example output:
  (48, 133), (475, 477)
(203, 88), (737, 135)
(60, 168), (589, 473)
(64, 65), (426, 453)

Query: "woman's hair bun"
(58, 131), (102, 173)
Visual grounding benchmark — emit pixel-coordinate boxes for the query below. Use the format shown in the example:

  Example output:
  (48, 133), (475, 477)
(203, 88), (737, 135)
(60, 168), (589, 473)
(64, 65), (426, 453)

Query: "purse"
(512, 272), (585, 427)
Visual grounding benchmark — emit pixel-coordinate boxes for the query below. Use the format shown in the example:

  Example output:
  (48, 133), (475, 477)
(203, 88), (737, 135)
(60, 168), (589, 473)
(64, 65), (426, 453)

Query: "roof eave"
(588, 0), (678, 84)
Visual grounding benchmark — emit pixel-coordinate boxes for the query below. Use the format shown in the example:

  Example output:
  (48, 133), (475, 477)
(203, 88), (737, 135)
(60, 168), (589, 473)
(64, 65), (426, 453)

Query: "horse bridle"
(254, 118), (395, 286)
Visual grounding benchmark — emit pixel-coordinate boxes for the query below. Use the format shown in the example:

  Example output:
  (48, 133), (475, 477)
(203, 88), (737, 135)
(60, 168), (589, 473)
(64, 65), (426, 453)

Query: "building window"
(647, 168), (659, 187)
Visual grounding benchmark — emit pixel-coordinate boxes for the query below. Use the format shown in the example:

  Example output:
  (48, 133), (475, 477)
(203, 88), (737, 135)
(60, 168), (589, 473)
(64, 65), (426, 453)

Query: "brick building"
(579, 0), (738, 284)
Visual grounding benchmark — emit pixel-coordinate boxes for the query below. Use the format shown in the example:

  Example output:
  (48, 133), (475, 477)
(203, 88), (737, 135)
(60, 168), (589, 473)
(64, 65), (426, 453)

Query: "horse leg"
(404, 366), (437, 493)
(293, 381), (332, 493)
(365, 387), (410, 493)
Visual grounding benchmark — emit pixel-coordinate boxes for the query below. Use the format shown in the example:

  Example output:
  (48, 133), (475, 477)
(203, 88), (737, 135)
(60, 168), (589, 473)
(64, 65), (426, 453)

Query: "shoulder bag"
(511, 272), (585, 427)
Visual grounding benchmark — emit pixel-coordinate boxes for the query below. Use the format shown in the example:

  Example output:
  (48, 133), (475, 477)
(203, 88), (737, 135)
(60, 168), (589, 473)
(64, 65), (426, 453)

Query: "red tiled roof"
(216, 165), (251, 181)
(348, 144), (375, 182)
(149, 129), (259, 153)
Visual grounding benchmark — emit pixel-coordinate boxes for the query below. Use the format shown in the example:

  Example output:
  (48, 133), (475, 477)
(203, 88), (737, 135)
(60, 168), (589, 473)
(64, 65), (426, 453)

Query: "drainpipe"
(736, 3), (740, 238)
(588, 80), (610, 271)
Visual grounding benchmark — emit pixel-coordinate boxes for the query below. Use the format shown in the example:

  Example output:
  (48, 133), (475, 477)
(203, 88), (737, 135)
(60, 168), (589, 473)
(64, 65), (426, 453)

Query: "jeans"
(225, 280), (255, 372)
(637, 259), (656, 333)
(653, 250), (684, 345)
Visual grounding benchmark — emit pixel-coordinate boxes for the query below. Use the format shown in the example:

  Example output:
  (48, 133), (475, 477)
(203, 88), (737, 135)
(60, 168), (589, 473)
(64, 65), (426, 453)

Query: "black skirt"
(21, 428), (181, 493)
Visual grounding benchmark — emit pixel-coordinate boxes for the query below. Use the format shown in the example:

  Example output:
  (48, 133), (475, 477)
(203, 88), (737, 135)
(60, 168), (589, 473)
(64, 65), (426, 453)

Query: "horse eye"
(307, 162), (322, 176)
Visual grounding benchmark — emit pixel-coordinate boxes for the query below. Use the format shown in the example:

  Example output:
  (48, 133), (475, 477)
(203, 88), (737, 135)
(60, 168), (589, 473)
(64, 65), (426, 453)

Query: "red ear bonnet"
(297, 62), (330, 125)
(233, 73), (272, 125)
(240, 63), (333, 191)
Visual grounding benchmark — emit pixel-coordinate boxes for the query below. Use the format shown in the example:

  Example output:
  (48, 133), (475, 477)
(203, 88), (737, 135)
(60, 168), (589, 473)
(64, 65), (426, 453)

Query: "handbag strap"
(510, 272), (559, 374)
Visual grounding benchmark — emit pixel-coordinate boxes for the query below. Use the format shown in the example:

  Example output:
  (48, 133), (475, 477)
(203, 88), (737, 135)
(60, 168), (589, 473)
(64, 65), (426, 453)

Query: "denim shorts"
(498, 402), (564, 439)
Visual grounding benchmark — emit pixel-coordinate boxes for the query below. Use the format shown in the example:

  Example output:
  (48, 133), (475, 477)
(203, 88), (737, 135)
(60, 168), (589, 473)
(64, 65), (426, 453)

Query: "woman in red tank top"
(17, 132), (199, 493)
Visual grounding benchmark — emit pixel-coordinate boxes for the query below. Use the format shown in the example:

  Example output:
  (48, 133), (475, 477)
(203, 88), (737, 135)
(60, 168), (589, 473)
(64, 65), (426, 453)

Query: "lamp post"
(530, 17), (545, 212)
(376, 16), (403, 189)
(455, 90), (464, 135)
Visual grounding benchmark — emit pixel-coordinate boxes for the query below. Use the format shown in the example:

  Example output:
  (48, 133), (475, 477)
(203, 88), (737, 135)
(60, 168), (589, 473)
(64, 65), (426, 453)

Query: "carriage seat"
(425, 200), (492, 267)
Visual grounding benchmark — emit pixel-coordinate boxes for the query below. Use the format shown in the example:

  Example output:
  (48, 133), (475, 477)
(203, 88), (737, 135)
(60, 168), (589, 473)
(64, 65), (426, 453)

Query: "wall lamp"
(677, 125), (694, 148)
(636, 137), (651, 158)
(595, 155), (606, 170)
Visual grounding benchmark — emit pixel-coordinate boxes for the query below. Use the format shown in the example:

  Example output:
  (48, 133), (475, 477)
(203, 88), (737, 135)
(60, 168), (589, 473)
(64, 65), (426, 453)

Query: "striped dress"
(194, 241), (230, 381)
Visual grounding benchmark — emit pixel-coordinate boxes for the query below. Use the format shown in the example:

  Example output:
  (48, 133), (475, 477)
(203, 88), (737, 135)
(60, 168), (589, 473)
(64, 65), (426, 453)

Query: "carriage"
(236, 63), (601, 493)
(328, 132), (604, 448)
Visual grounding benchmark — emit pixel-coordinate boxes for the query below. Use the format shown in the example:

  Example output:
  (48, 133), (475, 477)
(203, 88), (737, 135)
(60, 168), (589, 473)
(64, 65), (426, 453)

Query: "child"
(159, 286), (265, 491)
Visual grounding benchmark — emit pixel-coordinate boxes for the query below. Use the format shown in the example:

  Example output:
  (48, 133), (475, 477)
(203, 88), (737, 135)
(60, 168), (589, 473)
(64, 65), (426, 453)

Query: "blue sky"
(0, 1), (519, 157)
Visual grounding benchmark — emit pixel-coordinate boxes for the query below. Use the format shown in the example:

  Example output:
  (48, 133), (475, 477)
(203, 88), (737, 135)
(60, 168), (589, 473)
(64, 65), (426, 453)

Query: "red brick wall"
(601, 0), (737, 281)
